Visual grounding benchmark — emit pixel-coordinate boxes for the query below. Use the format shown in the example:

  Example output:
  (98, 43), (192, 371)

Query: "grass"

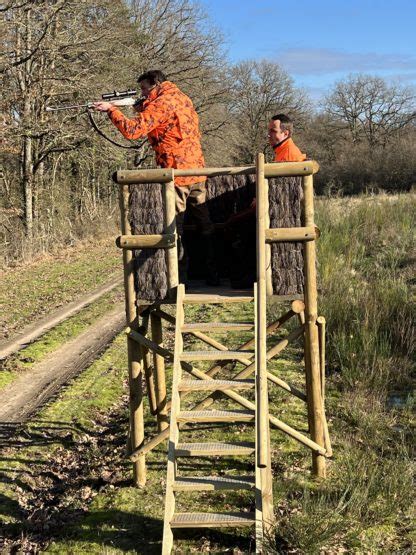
(0, 238), (121, 340)
(0, 286), (124, 391)
(1, 194), (415, 553)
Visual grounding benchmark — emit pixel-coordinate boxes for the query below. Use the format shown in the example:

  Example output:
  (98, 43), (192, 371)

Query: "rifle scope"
(102, 89), (137, 100)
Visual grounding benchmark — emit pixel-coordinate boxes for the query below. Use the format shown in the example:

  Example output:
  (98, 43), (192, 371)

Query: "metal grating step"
(178, 379), (255, 392)
(175, 442), (255, 457)
(181, 322), (254, 332)
(177, 409), (254, 423)
(170, 511), (255, 528)
(173, 475), (255, 491)
(180, 350), (254, 361)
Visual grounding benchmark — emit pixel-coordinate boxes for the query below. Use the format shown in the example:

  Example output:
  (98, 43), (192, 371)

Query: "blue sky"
(199, 0), (416, 101)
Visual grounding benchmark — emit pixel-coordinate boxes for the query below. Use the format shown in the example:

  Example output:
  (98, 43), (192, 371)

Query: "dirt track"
(0, 303), (125, 426)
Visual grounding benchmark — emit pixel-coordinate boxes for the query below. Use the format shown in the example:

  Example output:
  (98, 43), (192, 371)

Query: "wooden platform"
(137, 280), (303, 306)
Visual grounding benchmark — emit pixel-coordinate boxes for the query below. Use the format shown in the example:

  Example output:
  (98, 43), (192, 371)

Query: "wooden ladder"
(162, 284), (271, 553)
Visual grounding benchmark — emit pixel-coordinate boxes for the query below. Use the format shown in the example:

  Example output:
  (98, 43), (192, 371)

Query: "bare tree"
(323, 74), (416, 147)
(228, 60), (309, 163)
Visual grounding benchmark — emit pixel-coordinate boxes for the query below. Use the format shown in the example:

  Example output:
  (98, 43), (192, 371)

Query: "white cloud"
(276, 48), (416, 76)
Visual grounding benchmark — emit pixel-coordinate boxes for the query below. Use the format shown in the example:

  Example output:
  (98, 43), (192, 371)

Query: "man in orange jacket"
(93, 70), (219, 285)
(226, 114), (306, 288)
(268, 113), (306, 162)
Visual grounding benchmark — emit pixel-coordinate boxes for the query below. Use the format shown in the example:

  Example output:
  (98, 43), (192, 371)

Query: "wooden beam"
(127, 328), (172, 360)
(265, 226), (318, 243)
(116, 234), (176, 249)
(151, 312), (169, 432)
(302, 174), (326, 478)
(129, 314), (303, 459)
(119, 184), (146, 487)
(114, 160), (319, 184)
(163, 178), (179, 297)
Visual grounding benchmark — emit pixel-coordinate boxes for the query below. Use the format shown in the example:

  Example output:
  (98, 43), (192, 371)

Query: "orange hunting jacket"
(107, 81), (205, 187)
(273, 137), (306, 162)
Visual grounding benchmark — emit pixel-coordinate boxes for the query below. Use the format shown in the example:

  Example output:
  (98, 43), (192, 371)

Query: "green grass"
(0, 238), (121, 339)
(0, 287), (123, 391)
(1, 194), (415, 553)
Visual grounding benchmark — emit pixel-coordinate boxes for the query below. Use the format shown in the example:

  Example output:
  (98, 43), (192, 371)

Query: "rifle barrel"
(46, 103), (91, 111)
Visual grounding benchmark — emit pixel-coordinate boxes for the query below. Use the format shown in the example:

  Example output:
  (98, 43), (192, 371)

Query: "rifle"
(46, 89), (142, 149)
(45, 89), (138, 111)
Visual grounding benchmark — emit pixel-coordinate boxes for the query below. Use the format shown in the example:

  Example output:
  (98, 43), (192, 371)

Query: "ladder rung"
(173, 475), (255, 491)
(180, 350), (253, 361)
(181, 322), (254, 332)
(170, 511), (255, 528)
(177, 410), (254, 423)
(178, 379), (254, 392)
(175, 442), (255, 457)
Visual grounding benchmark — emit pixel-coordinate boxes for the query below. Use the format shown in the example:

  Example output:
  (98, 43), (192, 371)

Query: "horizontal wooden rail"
(116, 234), (176, 249)
(265, 226), (319, 243)
(114, 161), (319, 184)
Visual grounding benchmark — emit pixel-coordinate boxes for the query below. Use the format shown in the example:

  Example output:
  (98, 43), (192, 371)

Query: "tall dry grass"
(270, 194), (415, 553)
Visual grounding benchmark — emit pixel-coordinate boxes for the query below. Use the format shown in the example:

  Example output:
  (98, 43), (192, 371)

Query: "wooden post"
(265, 179), (273, 297)
(255, 153), (274, 536)
(302, 175), (326, 478)
(163, 177), (178, 298)
(317, 316), (333, 456)
(119, 184), (146, 487)
(151, 312), (169, 431)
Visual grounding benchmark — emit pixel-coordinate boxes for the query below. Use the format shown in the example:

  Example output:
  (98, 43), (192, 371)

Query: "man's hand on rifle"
(92, 102), (113, 112)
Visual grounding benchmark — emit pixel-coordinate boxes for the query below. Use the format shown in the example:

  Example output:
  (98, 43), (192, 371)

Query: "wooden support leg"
(302, 175), (326, 478)
(317, 316), (333, 457)
(151, 312), (169, 431)
(119, 184), (146, 486)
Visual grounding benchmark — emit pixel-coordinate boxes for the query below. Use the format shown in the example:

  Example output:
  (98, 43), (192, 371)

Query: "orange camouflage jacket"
(107, 81), (205, 186)
(273, 137), (306, 162)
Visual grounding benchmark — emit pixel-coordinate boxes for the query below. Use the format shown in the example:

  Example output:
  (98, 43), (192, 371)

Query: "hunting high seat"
(114, 157), (331, 552)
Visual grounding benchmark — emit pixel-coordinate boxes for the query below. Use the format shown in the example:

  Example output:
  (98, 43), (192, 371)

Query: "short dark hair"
(271, 114), (293, 136)
(137, 70), (167, 85)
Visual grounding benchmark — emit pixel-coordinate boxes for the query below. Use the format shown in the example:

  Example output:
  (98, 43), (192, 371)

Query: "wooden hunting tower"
(114, 156), (331, 553)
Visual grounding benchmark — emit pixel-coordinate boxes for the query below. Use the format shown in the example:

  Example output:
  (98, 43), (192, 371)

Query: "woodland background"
(1, 0), (416, 265)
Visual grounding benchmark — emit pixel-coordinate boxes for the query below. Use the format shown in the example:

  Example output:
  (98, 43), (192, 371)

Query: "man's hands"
(92, 101), (113, 112)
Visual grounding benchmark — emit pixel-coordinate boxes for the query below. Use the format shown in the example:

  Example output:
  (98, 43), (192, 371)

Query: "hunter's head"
(268, 114), (293, 147)
(137, 70), (167, 97)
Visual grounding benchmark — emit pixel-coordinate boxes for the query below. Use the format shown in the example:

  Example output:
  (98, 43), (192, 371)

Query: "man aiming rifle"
(93, 69), (219, 286)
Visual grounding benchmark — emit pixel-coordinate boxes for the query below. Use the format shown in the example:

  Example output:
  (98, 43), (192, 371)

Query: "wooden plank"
(116, 233), (176, 249)
(170, 512), (255, 528)
(177, 409), (254, 423)
(114, 160), (319, 184)
(173, 476), (255, 492)
(175, 441), (255, 457)
(265, 226), (317, 243)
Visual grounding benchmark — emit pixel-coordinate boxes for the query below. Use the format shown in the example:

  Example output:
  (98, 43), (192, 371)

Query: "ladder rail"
(162, 284), (185, 554)
(255, 153), (274, 541)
